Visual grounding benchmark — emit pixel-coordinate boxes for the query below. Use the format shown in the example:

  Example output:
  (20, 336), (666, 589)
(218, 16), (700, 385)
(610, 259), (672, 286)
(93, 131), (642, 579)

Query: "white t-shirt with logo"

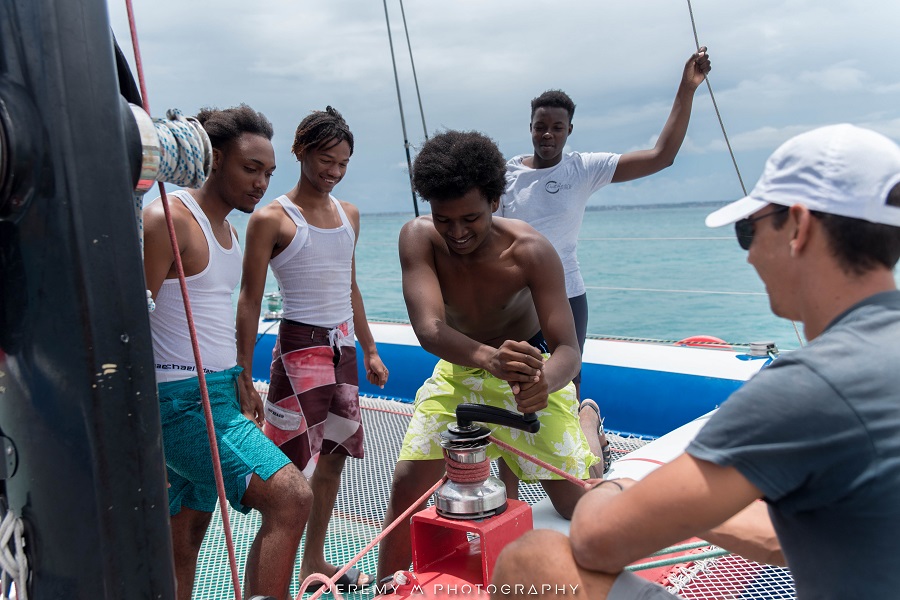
(499, 152), (619, 297)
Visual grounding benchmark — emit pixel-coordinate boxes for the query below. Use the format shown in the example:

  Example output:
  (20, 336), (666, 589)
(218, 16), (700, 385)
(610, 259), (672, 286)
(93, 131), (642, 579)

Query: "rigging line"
(488, 436), (589, 488)
(382, 0), (420, 217)
(124, 2), (242, 598)
(578, 236), (733, 241)
(398, 0), (428, 139)
(124, 0), (150, 114)
(584, 285), (767, 296)
(685, 0), (805, 348)
(685, 0), (746, 196)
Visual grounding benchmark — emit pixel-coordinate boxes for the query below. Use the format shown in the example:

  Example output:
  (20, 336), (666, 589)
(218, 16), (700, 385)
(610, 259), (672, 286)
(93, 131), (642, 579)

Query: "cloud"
(798, 61), (867, 92)
(108, 0), (900, 213)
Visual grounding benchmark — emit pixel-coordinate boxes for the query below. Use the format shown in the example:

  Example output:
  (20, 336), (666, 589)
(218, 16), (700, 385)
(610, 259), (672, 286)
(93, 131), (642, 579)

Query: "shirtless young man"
(143, 104), (311, 600)
(376, 130), (603, 581)
(236, 106), (387, 592)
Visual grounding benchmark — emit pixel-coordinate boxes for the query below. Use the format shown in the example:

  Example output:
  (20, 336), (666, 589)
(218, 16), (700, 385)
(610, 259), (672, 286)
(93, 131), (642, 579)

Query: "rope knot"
(153, 109), (212, 188)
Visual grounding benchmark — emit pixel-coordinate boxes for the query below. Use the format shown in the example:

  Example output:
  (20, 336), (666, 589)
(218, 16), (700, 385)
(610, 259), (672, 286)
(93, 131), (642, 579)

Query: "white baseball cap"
(706, 124), (900, 228)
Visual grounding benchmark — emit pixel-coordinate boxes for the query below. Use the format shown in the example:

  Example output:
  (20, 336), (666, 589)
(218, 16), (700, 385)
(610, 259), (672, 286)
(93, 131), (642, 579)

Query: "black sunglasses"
(734, 206), (790, 250)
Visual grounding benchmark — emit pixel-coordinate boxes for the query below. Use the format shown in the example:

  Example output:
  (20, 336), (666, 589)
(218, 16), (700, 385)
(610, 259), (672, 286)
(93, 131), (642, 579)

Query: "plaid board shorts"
(263, 319), (364, 478)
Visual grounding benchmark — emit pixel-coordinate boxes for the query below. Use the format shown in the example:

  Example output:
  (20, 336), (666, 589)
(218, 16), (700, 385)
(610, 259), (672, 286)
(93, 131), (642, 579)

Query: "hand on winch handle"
(488, 339), (544, 385)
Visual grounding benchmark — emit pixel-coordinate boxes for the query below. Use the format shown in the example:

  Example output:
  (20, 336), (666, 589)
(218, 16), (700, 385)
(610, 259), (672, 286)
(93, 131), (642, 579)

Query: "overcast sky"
(108, 0), (900, 214)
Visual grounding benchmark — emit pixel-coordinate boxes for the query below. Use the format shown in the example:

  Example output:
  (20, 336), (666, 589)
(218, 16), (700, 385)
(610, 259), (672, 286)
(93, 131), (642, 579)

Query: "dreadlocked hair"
(195, 103), (273, 151)
(291, 106), (354, 159)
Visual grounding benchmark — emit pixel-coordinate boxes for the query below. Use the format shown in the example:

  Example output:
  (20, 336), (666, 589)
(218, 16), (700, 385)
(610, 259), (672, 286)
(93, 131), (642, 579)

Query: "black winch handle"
(456, 403), (541, 434)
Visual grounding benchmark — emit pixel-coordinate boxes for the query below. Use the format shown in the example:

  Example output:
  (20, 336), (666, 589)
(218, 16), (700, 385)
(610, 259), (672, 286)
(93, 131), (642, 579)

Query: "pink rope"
(124, 0), (150, 112)
(444, 456), (491, 483)
(488, 436), (590, 489)
(298, 476), (447, 600)
(124, 3), (241, 598)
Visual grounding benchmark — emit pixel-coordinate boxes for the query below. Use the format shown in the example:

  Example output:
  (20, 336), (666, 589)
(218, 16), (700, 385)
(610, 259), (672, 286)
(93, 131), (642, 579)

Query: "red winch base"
(412, 500), (533, 583)
(381, 499), (532, 598)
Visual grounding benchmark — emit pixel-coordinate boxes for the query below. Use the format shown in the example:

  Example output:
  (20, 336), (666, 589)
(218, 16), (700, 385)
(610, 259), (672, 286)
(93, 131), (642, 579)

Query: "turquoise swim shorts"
(158, 366), (291, 515)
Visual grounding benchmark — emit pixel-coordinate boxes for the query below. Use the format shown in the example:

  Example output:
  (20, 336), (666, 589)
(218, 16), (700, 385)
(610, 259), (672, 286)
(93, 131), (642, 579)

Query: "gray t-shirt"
(499, 152), (619, 298)
(688, 290), (900, 599)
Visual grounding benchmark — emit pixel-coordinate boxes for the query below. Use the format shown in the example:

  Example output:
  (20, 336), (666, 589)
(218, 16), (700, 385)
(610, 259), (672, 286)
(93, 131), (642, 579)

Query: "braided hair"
(291, 106), (354, 159)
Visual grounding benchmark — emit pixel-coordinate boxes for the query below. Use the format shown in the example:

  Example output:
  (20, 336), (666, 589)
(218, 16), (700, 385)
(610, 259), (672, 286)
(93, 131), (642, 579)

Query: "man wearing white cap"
(491, 124), (900, 599)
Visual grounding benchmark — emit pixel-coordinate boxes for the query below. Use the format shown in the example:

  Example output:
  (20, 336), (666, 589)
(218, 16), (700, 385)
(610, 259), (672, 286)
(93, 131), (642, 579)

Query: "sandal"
(305, 567), (372, 594)
(580, 398), (611, 474)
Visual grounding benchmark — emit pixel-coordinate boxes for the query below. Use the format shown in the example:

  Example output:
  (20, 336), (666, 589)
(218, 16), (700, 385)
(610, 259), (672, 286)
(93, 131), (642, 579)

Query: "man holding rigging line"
(500, 48), (711, 474)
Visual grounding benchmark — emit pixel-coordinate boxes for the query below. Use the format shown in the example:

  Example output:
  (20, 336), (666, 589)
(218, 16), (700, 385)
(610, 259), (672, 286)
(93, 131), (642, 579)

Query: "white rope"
(153, 108), (211, 189)
(142, 108), (211, 313)
(0, 507), (28, 600)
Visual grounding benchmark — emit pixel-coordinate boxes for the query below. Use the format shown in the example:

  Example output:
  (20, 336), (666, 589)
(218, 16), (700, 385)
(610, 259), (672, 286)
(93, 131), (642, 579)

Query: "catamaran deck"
(193, 395), (796, 599)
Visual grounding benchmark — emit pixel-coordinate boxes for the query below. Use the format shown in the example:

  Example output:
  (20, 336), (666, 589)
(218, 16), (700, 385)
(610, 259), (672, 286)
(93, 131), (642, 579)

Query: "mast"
(382, 0), (420, 216)
(0, 0), (175, 597)
(398, 0), (428, 140)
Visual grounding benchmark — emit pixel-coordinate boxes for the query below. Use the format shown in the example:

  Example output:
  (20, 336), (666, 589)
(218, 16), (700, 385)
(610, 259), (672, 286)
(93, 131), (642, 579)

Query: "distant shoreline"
(360, 199), (732, 217)
(584, 200), (731, 212)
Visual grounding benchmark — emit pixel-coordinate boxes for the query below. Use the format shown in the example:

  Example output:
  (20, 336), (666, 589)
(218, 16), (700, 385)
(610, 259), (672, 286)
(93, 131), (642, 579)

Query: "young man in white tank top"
(236, 106), (387, 592)
(143, 104), (311, 600)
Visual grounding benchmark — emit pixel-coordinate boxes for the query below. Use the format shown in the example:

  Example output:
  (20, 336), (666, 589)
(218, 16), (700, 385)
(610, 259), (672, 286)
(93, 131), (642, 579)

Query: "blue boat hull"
(252, 320), (765, 439)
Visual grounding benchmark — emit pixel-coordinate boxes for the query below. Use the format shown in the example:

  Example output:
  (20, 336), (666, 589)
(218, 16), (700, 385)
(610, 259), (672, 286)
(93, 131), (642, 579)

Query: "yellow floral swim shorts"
(398, 359), (602, 483)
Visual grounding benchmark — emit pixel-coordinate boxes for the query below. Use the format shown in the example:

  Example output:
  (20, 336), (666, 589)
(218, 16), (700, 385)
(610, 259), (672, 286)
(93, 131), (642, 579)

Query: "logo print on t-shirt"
(545, 181), (571, 194)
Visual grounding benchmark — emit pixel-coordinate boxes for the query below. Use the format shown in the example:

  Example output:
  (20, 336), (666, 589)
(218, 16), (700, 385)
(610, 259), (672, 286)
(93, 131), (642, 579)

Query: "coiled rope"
(141, 111), (211, 314)
(444, 455), (492, 483)
(124, 1), (242, 598)
(153, 109), (211, 189)
(0, 504), (28, 600)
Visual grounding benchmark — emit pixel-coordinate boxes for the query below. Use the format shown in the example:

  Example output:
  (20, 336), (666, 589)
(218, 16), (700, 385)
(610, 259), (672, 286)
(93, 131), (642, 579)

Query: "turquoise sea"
(230, 203), (900, 353)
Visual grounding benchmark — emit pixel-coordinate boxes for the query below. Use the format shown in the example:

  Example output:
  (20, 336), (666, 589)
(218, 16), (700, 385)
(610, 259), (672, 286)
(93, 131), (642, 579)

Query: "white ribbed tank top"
(150, 190), (241, 382)
(270, 195), (355, 328)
